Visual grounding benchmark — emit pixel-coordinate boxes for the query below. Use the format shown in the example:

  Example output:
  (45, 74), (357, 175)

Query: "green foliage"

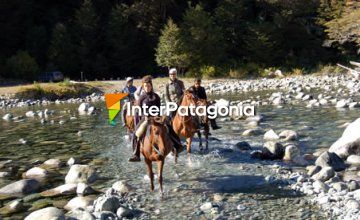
(155, 18), (189, 69)
(199, 65), (217, 79)
(49, 23), (76, 74)
(180, 4), (226, 71)
(317, 0), (345, 25)
(324, 3), (360, 52)
(6, 50), (39, 80)
(229, 63), (261, 79)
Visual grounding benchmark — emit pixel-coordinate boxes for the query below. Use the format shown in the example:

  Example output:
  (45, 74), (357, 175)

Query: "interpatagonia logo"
(105, 93), (128, 125)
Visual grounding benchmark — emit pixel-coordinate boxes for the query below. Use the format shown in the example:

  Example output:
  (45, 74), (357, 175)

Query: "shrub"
(199, 65), (217, 78)
(6, 50), (39, 81)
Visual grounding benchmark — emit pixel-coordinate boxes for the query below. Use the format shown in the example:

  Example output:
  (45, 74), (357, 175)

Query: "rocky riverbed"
(0, 73), (359, 219)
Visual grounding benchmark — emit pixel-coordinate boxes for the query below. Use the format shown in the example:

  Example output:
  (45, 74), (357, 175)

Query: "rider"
(121, 77), (137, 126)
(129, 75), (182, 162)
(188, 78), (221, 130)
(165, 68), (185, 118)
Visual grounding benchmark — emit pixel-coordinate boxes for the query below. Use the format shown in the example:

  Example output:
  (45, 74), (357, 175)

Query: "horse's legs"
(157, 159), (164, 195)
(186, 137), (192, 154)
(204, 124), (209, 150)
(197, 130), (203, 151)
(145, 158), (154, 191)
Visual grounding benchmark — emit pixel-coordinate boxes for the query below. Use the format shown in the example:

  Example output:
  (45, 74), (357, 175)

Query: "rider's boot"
(210, 119), (221, 130)
(129, 136), (141, 162)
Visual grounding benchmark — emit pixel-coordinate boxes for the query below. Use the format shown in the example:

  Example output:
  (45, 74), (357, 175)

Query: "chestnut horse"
(172, 91), (209, 153)
(140, 117), (177, 193)
(124, 101), (136, 133)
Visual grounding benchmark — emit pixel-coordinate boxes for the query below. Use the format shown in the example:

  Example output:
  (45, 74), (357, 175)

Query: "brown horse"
(124, 101), (135, 133)
(172, 91), (209, 153)
(140, 117), (177, 193)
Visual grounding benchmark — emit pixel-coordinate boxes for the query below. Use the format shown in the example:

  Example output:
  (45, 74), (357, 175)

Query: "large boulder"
(93, 195), (121, 213)
(263, 142), (284, 159)
(329, 118), (360, 158)
(0, 179), (40, 195)
(25, 207), (65, 220)
(264, 129), (279, 140)
(312, 167), (335, 182)
(315, 151), (346, 171)
(65, 165), (97, 184)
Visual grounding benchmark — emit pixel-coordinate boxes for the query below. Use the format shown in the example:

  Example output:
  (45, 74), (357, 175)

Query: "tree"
(48, 23), (76, 75)
(73, 0), (99, 76)
(106, 4), (138, 76)
(180, 4), (226, 71)
(6, 50), (39, 80)
(324, 1), (360, 53)
(155, 18), (189, 70)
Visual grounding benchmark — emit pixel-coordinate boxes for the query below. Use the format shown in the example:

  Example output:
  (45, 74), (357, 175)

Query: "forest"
(0, 0), (359, 81)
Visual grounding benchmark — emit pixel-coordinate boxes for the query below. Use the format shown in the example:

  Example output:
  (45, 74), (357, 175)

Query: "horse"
(124, 100), (135, 133)
(140, 116), (177, 194)
(172, 91), (209, 153)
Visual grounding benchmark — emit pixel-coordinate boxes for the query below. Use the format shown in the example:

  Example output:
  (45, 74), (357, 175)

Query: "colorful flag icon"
(104, 93), (128, 125)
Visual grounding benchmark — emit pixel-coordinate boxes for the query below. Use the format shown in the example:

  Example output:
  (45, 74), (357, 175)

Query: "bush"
(229, 62), (261, 79)
(6, 50), (39, 81)
(58, 77), (72, 86)
(199, 65), (217, 78)
(316, 64), (346, 75)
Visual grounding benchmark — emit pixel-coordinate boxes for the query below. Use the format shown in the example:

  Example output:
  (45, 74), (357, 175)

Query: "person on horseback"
(121, 77), (137, 127)
(188, 78), (221, 130)
(129, 75), (183, 162)
(165, 68), (185, 119)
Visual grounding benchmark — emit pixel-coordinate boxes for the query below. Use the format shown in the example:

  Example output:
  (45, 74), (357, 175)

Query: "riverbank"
(0, 73), (359, 219)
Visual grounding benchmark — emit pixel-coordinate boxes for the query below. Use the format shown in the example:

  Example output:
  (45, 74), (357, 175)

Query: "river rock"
(307, 165), (321, 176)
(346, 155), (360, 166)
(312, 180), (329, 193)
(0, 179), (40, 195)
(242, 129), (263, 136)
(264, 129), (279, 140)
(25, 111), (35, 117)
(2, 113), (13, 121)
(40, 184), (77, 197)
(25, 167), (48, 178)
(64, 196), (95, 211)
(315, 151), (346, 171)
(348, 180), (360, 191)
(78, 103), (89, 113)
(66, 208), (95, 220)
(0, 199), (24, 215)
(43, 159), (63, 168)
(332, 182), (347, 192)
(279, 130), (298, 141)
(65, 165), (97, 184)
(93, 196), (121, 213)
(346, 199), (360, 211)
(116, 206), (133, 218)
(263, 142), (284, 159)
(200, 202), (213, 211)
(234, 141), (252, 151)
(329, 118), (360, 158)
(312, 167), (335, 182)
(76, 183), (95, 196)
(67, 157), (79, 166)
(283, 144), (300, 161)
(336, 99), (348, 108)
(112, 181), (132, 194)
(25, 207), (65, 220)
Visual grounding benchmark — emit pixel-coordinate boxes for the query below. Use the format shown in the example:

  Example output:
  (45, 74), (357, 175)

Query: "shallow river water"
(0, 98), (359, 219)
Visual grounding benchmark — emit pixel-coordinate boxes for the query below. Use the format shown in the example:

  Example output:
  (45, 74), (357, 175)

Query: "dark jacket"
(165, 79), (185, 103)
(138, 91), (161, 117)
(188, 85), (207, 100)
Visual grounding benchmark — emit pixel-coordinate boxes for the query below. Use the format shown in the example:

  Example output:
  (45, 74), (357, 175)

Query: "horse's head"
(196, 99), (209, 124)
(182, 90), (198, 107)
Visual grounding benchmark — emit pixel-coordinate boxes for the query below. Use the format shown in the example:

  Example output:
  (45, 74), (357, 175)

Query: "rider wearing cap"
(121, 77), (137, 126)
